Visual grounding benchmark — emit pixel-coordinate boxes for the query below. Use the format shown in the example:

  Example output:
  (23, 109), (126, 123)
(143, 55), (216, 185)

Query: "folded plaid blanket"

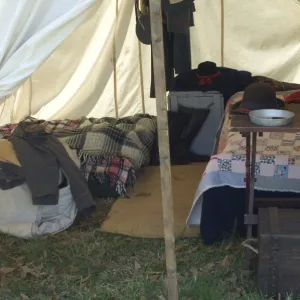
(0, 118), (80, 139)
(0, 114), (157, 170)
(84, 157), (136, 196)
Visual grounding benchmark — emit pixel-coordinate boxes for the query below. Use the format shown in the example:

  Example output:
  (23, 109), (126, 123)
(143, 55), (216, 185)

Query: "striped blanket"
(84, 157), (136, 196)
(0, 114), (157, 170)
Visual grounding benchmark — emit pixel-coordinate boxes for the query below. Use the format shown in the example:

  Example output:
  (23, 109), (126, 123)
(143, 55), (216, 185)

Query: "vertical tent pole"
(138, 1), (145, 113)
(113, 0), (119, 118)
(138, 40), (146, 114)
(220, 0), (225, 67)
(148, 1), (179, 299)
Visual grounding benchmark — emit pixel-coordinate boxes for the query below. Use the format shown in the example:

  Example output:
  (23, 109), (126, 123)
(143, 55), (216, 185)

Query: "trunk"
(258, 207), (300, 299)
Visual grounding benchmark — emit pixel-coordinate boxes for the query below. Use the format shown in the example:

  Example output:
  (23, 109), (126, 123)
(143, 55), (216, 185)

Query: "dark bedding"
(200, 186), (300, 245)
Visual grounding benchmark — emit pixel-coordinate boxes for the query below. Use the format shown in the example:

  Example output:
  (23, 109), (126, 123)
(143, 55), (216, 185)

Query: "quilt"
(210, 92), (300, 179)
(187, 91), (300, 226)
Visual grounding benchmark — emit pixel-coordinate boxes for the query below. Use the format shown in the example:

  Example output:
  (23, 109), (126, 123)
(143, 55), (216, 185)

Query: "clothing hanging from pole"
(134, 0), (195, 98)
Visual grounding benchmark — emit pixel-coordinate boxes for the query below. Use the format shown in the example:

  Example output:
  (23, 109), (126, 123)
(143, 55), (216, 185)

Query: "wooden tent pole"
(148, 1), (178, 299)
(112, 0), (119, 118)
(138, 40), (146, 114)
(220, 0), (225, 67)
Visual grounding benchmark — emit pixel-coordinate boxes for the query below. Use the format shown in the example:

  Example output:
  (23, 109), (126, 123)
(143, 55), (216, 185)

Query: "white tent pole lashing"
(149, 1), (179, 299)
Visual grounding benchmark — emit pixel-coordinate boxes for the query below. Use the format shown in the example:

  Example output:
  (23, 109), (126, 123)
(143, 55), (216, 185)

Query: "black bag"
(149, 110), (189, 166)
(172, 107), (210, 164)
(149, 108), (210, 166)
(87, 174), (119, 198)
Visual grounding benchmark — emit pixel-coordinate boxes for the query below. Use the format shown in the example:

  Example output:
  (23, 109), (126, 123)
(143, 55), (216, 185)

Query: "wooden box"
(258, 207), (300, 299)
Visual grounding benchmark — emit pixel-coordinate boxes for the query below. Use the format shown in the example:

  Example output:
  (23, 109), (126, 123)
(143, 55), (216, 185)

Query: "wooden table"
(230, 114), (300, 240)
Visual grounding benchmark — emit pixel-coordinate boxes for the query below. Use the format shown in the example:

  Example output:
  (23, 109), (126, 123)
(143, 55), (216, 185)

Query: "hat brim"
(231, 98), (285, 115)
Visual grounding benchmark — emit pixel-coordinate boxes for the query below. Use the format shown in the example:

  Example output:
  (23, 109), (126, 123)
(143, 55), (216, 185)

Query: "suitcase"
(168, 91), (224, 156)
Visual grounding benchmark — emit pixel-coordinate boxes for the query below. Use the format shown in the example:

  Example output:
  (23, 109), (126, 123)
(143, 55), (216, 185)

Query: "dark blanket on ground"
(200, 186), (300, 245)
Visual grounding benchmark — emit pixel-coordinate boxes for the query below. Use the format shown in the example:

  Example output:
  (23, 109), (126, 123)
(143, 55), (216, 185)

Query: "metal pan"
(249, 109), (294, 127)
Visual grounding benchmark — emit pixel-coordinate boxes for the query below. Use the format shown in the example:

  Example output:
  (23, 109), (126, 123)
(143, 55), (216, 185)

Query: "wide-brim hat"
(232, 83), (285, 114)
(196, 61), (218, 76)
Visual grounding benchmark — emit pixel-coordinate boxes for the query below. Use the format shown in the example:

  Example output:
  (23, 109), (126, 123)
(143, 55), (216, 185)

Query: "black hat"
(197, 61), (218, 76)
(240, 82), (279, 110)
(232, 83), (285, 114)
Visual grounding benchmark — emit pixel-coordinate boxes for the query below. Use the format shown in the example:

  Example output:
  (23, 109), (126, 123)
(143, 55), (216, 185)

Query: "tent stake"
(148, 1), (179, 299)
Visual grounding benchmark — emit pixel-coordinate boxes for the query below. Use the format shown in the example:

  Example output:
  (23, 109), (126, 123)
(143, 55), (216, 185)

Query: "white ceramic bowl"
(249, 109), (294, 127)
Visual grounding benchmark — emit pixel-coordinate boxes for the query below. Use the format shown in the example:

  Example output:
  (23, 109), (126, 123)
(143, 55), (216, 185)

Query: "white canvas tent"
(1, 0), (300, 298)
(1, 0), (300, 125)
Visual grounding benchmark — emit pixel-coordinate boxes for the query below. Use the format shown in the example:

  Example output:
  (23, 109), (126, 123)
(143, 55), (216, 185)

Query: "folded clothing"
(0, 139), (81, 191)
(10, 119), (95, 214)
(83, 157), (136, 197)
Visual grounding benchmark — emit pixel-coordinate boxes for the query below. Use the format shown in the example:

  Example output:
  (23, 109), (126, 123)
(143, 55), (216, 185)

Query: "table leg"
(243, 132), (257, 272)
(247, 132), (257, 239)
(244, 133), (251, 214)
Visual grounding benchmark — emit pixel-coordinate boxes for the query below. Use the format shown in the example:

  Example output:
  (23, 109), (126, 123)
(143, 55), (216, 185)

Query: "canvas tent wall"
(0, 0), (99, 124)
(0, 0), (300, 125)
(1, 1), (299, 298)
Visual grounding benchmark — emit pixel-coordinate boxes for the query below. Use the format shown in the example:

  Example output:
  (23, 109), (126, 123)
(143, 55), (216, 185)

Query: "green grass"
(0, 225), (264, 300)
(0, 197), (292, 300)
